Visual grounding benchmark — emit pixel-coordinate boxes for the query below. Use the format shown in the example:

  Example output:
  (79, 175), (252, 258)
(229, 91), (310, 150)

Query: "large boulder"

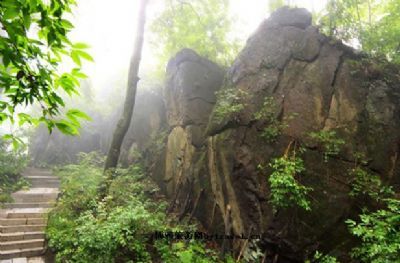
(147, 6), (400, 262)
(165, 49), (225, 128)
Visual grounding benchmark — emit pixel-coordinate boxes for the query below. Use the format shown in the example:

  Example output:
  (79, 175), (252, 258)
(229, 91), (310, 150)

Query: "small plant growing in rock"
(266, 143), (312, 211)
(309, 130), (345, 162)
(349, 167), (394, 200)
(213, 87), (249, 121)
(353, 151), (369, 166)
(349, 151), (393, 201)
(254, 96), (295, 143)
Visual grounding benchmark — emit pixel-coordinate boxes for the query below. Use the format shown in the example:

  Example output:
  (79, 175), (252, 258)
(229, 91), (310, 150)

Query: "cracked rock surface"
(134, 7), (400, 262)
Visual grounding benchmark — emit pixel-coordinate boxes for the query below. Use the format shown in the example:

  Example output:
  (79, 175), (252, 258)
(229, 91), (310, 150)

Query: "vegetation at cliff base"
(47, 152), (231, 262)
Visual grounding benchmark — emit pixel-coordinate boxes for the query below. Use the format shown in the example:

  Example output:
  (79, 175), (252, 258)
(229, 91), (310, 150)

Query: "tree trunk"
(104, 0), (149, 171)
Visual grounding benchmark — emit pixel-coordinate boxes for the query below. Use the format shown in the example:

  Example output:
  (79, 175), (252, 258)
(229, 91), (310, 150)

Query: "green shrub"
(346, 198), (400, 263)
(47, 152), (228, 262)
(213, 87), (249, 121)
(345, 150), (399, 262)
(157, 239), (225, 263)
(309, 130), (345, 162)
(51, 152), (104, 217)
(48, 159), (166, 262)
(0, 140), (29, 204)
(349, 167), (394, 200)
(254, 96), (295, 143)
(266, 148), (312, 211)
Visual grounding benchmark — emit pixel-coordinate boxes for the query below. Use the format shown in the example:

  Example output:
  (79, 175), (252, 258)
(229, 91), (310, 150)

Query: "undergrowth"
(0, 140), (29, 204)
(47, 152), (233, 262)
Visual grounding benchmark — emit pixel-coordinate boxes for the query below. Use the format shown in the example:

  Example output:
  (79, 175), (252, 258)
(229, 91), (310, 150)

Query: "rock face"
(154, 50), (225, 231)
(146, 7), (400, 262)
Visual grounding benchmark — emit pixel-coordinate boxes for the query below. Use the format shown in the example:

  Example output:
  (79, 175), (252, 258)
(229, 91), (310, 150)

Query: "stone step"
(23, 176), (58, 180)
(0, 239), (44, 251)
(11, 191), (58, 203)
(27, 257), (46, 263)
(22, 168), (53, 176)
(23, 176), (57, 182)
(0, 258), (29, 263)
(0, 225), (46, 234)
(0, 232), (45, 242)
(0, 218), (46, 226)
(0, 247), (44, 260)
(5, 209), (47, 219)
(2, 203), (54, 209)
(0, 169), (56, 261)
(24, 176), (59, 182)
(25, 182), (59, 189)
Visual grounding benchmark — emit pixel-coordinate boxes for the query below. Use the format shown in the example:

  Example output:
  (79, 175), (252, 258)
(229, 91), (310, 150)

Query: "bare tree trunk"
(104, 0), (149, 171)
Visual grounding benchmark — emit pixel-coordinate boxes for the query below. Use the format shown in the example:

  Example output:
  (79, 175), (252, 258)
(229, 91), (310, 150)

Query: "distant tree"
(0, 0), (91, 145)
(318, 0), (400, 63)
(268, 0), (286, 12)
(150, 0), (239, 69)
(104, 0), (149, 171)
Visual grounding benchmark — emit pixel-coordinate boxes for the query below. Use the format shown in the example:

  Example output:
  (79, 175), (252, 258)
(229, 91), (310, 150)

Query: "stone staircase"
(0, 168), (59, 262)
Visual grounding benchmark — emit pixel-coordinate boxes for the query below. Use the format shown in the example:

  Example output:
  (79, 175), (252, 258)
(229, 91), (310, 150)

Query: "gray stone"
(165, 49), (225, 127)
(269, 6), (312, 29)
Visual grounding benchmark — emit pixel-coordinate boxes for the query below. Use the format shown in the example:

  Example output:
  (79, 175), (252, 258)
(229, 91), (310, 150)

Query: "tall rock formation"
(147, 7), (400, 262)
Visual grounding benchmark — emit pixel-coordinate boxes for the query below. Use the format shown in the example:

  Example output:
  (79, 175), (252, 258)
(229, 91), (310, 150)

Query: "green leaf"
(3, 8), (20, 20)
(55, 120), (79, 136)
(18, 113), (33, 126)
(0, 112), (8, 122)
(23, 14), (32, 29)
(12, 137), (21, 150)
(71, 69), (88, 79)
(61, 19), (74, 29)
(74, 50), (94, 62)
(66, 109), (91, 121)
(71, 50), (81, 66)
(73, 42), (90, 49)
(2, 134), (13, 141)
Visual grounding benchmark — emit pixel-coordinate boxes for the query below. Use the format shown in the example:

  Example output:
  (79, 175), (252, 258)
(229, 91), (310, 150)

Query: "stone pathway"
(0, 168), (59, 262)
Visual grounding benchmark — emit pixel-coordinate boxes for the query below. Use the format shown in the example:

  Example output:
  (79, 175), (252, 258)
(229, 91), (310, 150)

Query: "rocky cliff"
(143, 7), (400, 262)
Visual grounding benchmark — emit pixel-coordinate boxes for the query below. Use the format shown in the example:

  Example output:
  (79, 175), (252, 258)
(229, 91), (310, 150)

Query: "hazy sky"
(1, 0), (329, 135)
(68, 0), (328, 101)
